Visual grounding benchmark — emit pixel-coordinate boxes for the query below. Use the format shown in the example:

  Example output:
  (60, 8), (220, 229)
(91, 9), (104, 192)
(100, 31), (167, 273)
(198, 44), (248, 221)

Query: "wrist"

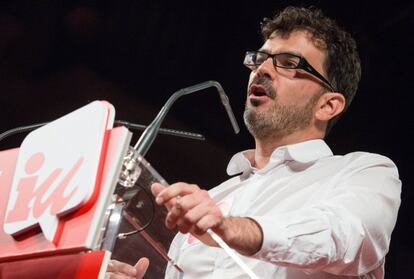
(244, 217), (264, 255)
(214, 216), (263, 256)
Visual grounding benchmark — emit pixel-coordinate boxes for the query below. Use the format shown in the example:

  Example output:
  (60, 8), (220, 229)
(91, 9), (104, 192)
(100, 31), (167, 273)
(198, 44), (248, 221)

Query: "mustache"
(250, 75), (277, 99)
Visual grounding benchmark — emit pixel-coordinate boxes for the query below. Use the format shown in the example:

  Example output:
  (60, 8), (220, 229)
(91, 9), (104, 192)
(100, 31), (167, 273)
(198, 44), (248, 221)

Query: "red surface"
(0, 250), (109, 279)
(0, 140), (109, 262)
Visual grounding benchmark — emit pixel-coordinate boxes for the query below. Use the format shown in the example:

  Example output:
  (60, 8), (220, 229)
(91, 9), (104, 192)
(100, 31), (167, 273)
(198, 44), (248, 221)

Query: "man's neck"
(253, 130), (322, 169)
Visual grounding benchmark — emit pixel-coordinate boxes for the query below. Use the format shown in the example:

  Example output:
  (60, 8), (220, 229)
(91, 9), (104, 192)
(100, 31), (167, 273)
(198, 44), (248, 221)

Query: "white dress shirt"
(165, 140), (401, 279)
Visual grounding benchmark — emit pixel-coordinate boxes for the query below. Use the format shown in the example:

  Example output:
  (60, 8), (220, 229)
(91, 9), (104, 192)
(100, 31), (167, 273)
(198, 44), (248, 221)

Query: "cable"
(0, 122), (49, 143)
(117, 184), (156, 239)
(0, 120), (205, 145)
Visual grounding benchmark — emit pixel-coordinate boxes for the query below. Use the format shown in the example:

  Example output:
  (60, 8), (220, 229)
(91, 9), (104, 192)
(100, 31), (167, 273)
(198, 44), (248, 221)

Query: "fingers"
(186, 200), (223, 234)
(196, 214), (223, 233)
(153, 182), (199, 205)
(165, 195), (184, 229)
(151, 181), (223, 237)
(175, 204), (212, 234)
(106, 260), (137, 279)
(151, 182), (176, 210)
(168, 193), (223, 233)
(150, 182), (166, 198)
(107, 260), (137, 277)
(106, 258), (149, 279)
(134, 257), (149, 279)
(106, 273), (135, 279)
(163, 188), (209, 230)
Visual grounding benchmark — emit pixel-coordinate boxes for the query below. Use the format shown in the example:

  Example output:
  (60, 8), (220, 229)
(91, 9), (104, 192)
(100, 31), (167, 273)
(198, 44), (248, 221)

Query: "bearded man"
(108, 6), (401, 279)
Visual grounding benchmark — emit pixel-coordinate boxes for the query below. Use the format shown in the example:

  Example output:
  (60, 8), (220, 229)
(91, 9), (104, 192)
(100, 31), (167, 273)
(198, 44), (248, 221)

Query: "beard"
(243, 91), (320, 140)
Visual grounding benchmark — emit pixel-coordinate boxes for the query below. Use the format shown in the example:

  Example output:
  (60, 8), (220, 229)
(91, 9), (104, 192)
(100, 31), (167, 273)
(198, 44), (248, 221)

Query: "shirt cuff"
(247, 215), (290, 262)
(247, 211), (331, 265)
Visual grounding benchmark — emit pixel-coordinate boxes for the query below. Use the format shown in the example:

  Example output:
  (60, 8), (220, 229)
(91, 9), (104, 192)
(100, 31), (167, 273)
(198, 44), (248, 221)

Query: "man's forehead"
(259, 32), (307, 55)
(261, 30), (326, 56)
(269, 30), (327, 50)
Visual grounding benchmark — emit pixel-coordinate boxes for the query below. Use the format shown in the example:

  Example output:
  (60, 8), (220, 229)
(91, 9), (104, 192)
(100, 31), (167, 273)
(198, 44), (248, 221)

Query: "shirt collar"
(226, 139), (333, 176)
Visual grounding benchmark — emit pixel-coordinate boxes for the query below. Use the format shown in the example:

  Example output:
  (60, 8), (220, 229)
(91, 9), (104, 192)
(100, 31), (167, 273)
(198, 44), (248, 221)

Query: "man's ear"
(315, 92), (345, 121)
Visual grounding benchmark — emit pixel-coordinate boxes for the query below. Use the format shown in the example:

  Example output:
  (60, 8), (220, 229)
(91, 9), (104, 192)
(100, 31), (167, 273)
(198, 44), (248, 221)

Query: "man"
(108, 6), (401, 279)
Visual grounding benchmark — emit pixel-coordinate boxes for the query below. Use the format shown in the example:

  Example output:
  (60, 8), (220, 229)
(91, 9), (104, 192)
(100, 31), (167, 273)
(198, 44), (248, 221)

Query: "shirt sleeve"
(165, 233), (185, 279)
(249, 153), (401, 276)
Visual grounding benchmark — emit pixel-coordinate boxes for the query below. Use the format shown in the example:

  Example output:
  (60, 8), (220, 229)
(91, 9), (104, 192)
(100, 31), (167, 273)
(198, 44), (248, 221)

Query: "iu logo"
(4, 152), (84, 242)
(3, 101), (112, 243)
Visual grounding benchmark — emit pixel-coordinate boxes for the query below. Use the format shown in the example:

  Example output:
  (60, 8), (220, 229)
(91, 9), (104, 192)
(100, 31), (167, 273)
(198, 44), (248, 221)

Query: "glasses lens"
(255, 52), (270, 65)
(275, 53), (300, 69)
(243, 51), (256, 66)
(244, 51), (271, 66)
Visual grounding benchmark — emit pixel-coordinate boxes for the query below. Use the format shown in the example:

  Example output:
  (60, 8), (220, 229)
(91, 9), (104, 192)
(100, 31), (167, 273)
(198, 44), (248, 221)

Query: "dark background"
(0, 0), (412, 277)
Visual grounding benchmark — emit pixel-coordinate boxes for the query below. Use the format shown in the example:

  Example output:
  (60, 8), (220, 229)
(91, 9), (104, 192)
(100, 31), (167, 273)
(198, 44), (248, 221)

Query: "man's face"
(244, 30), (328, 140)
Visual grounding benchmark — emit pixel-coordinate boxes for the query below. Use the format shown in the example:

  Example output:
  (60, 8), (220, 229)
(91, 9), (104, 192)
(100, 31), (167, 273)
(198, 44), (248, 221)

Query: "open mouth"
(252, 90), (266, 97)
(249, 85), (270, 98)
(248, 84), (272, 106)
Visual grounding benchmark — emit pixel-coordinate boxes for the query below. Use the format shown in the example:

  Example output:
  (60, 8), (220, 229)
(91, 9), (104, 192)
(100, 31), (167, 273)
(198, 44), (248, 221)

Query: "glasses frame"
(244, 50), (336, 92)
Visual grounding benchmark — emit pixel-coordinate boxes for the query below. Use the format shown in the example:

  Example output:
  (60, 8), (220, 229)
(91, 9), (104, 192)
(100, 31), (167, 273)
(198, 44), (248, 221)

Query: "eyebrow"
(257, 48), (304, 58)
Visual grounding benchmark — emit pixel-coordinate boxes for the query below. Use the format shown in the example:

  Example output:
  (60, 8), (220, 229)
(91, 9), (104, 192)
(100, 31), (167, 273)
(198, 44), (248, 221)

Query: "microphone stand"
(133, 80), (239, 157)
(128, 81), (258, 278)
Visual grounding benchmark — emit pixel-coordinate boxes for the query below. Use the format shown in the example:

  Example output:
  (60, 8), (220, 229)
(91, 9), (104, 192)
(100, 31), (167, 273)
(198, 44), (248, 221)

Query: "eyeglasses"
(243, 50), (335, 92)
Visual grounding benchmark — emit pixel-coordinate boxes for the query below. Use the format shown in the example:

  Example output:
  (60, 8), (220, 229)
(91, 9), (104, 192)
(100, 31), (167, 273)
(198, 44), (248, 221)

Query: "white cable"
(206, 229), (259, 279)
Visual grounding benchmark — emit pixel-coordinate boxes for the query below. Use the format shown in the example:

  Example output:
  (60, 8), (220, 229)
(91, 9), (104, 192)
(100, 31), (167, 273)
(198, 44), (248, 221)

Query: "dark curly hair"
(261, 6), (361, 134)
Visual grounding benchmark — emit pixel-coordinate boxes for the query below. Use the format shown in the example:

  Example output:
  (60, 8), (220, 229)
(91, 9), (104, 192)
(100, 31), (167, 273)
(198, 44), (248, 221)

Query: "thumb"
(134, 257), (149, 279)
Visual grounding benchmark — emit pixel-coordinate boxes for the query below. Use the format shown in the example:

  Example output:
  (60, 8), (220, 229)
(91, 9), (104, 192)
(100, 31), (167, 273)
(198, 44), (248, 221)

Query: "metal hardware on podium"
(100, 202), (125, 252)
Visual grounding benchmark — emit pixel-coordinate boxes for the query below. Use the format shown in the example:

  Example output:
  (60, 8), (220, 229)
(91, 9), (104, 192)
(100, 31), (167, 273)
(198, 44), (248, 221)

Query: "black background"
(0, 0), (412, 277)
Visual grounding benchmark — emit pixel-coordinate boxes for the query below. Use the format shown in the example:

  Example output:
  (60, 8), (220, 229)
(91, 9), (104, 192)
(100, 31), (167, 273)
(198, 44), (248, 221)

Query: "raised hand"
(106, 258), (149, 279)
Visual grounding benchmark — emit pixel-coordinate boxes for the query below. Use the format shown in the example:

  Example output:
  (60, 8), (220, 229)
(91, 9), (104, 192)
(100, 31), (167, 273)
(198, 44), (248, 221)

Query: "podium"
(0, 101), (177, 278)
(0, 81), (247, 278)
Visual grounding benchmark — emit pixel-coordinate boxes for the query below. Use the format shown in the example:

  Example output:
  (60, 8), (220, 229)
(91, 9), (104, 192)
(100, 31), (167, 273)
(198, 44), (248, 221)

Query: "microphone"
(133, 80), (240, 157)
(116, 81), (259, 278)
(117, 80), (239, 188)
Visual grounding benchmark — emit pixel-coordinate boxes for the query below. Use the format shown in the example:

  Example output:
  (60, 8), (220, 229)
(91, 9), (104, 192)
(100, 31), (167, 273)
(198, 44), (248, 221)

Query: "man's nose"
(254, 58), (277, 79)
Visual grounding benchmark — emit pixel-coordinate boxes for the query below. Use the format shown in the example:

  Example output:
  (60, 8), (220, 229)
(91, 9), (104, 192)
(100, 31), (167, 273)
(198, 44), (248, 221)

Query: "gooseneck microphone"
(133, 80), (240, 156)
(127, 81), (259, 278)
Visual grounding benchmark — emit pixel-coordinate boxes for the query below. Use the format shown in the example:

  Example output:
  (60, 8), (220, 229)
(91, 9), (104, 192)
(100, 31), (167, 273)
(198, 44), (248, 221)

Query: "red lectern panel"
(0, 101), (132, 279)
(0, 250), (110, 279)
